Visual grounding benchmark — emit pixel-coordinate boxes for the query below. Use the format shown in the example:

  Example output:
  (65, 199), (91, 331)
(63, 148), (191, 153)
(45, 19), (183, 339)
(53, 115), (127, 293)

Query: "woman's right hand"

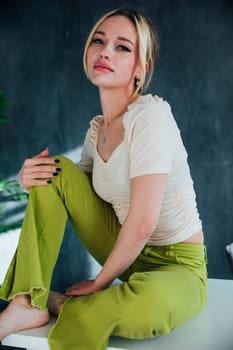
(18, 148), (61, 191)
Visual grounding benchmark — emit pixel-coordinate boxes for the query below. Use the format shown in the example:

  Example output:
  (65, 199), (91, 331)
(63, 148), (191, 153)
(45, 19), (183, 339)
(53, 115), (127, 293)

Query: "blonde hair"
(83, 7), (159, 96)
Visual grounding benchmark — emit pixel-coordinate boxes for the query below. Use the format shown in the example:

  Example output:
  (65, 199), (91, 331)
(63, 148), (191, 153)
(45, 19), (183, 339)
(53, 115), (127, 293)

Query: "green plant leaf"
(0, 179), (28, 201)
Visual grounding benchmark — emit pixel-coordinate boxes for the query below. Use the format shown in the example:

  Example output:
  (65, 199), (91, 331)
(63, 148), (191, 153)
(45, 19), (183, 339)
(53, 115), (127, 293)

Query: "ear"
(135, 62), (149, 79)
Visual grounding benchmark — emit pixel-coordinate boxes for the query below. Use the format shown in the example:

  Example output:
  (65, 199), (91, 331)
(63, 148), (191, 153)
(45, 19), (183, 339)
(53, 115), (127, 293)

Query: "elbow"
(136, 219), (157, 241)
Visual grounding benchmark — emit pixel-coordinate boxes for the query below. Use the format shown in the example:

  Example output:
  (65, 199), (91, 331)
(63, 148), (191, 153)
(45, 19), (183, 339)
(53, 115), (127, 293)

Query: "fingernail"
(53, 172), (58, 177)
(47, 180), (52, 184)
(56, 167), (61, 172)
(54, 159), (60, 163)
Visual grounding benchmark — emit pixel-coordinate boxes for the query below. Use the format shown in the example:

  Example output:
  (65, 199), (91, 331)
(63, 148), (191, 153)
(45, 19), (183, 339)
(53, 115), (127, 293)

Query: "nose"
(99, 44), (111, 60)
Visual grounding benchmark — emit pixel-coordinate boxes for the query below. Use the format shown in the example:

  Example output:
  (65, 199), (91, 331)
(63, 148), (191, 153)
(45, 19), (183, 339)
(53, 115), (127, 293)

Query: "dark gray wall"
(0, 0), (233, 280)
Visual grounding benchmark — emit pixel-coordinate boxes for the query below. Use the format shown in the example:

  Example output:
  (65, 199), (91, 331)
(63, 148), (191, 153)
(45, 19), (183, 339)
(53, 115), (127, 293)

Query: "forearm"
(65, 174), (167, 297)
(95, 220), (152, 288)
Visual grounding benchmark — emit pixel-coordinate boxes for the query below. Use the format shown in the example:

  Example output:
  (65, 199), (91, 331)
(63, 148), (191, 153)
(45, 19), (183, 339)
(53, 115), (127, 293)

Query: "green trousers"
(0, 156), (208, 350)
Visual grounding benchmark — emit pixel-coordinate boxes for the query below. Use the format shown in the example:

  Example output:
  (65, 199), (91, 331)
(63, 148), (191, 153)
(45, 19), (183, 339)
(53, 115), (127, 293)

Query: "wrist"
(95, 273), (113, 290)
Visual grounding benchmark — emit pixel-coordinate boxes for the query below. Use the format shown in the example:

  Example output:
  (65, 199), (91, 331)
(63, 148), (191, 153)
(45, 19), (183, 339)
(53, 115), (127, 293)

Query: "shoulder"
(124, 94), (174, 127)
(88, 115), (103, 132)
(128, 93), (171, 114)
(85, 115), (103, 145)
(123, 94), (178, 142)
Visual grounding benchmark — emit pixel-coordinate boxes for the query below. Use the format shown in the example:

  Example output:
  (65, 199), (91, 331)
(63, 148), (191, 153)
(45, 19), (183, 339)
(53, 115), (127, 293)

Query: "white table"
(2, 278), (233, 350)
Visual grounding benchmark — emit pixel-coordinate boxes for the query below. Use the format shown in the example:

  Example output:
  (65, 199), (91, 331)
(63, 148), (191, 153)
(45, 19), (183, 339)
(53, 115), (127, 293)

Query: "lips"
(93, 61), (114, 72)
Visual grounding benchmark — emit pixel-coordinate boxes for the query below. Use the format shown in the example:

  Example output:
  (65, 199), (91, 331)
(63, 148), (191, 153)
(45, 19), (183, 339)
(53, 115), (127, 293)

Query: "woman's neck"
(99, 88), (138, 126)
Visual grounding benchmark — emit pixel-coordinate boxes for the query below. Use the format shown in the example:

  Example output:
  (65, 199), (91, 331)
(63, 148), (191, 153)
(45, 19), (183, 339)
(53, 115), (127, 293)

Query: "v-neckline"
(96, 133), (125, 165)
(93, 95), (145, 164)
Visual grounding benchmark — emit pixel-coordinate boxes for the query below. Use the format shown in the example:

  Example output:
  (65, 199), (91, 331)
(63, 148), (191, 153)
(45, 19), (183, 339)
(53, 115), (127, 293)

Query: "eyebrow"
(94, 30), (135, 47)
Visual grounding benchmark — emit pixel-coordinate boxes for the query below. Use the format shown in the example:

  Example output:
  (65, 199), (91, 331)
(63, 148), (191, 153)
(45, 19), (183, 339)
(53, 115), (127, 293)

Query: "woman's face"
(86, 15), (141, 93)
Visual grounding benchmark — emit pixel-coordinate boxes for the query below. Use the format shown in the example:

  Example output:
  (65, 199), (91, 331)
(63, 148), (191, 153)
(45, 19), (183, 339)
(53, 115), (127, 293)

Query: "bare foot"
(47, 291), (67, 316)
(0, 294), (49, 340)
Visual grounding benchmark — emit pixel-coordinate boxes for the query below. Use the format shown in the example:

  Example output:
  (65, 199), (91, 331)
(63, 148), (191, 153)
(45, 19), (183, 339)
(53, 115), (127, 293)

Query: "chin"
(91, 80), (120, 89)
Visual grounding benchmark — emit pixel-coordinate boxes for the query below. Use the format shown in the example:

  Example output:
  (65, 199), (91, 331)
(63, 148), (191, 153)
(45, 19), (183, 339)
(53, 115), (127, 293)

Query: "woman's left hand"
(64, 279), (105, 296)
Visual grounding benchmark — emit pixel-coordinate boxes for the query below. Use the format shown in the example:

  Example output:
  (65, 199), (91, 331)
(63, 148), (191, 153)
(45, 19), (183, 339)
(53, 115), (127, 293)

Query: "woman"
(0, 7), (207, 350)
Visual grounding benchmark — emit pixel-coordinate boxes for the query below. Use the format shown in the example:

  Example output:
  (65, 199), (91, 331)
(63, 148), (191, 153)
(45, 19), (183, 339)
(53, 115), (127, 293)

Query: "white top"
(79, 94), (202, 245)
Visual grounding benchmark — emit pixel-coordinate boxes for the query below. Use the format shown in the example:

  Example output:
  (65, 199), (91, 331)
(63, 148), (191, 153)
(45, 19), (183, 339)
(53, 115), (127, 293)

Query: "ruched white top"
(79, 94), (202, 246)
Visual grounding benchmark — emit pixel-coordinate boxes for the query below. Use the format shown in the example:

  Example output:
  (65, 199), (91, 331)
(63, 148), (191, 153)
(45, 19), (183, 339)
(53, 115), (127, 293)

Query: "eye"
(91, 37), (104, 45)
(117, 45), (131, 52)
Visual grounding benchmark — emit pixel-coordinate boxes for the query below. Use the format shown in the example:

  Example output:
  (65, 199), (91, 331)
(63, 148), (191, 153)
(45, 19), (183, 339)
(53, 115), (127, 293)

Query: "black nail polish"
(54, 159), (60, 163)
(56, 167), (61, 172)
(53, 172), (58, 176)
(47, 180), (52, 184)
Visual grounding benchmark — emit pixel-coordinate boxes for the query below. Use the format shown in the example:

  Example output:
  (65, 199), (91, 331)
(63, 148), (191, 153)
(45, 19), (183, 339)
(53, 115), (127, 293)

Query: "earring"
(135, 78), (140, 87)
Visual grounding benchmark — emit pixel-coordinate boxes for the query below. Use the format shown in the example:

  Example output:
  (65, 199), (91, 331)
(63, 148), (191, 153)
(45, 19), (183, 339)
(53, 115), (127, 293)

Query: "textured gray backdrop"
(0, 0), (232, 283)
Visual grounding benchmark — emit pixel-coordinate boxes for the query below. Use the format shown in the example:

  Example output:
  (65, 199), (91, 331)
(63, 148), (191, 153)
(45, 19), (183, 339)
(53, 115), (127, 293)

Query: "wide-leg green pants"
(0, 156), (208, 350)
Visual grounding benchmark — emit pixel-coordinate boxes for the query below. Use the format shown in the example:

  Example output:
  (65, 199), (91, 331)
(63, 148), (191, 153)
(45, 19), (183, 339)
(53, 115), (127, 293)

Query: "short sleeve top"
(79, 94), (202, 245)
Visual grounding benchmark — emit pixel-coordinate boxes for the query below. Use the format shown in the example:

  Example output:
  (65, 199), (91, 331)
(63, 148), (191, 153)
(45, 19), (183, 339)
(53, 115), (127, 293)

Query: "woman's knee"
(119, 269), (204, 338)
(51, 155), (88, 185)
(114, 272), (175, 338)
(52, 155), (79, 173)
